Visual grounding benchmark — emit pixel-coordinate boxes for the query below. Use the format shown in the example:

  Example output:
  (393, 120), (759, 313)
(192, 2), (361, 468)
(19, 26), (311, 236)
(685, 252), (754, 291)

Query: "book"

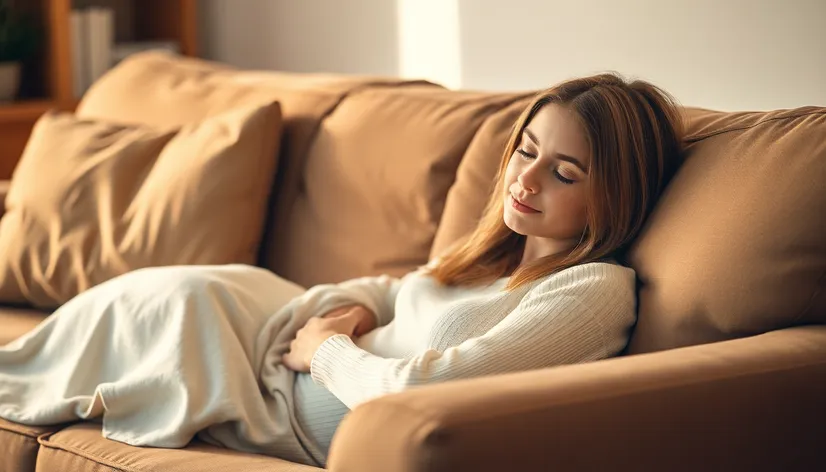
(70, 7), (115, 98)
(88, 7), (115, 86)
(70, 10), (89, 98)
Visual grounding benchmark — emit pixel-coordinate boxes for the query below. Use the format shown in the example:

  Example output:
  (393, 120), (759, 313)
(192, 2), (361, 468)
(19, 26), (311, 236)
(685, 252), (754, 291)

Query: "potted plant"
(0, 0), (39, 102)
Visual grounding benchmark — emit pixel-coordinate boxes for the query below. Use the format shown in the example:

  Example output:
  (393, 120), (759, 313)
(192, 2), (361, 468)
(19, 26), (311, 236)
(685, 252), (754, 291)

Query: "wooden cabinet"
(0, 0), (197, 180)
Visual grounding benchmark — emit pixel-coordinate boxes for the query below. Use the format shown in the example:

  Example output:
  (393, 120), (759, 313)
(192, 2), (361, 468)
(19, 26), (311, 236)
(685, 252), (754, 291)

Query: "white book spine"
(70, 10), (89, 98)
(88, 7), (115, 85)
(87, 9), (100, 86)
(101, 8), (115, 79)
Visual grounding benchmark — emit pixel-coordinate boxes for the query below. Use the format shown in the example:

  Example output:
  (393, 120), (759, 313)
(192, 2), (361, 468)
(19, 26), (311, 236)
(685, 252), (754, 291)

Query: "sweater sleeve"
(310, 264), (636, 409)
(278, 264), (431, 327)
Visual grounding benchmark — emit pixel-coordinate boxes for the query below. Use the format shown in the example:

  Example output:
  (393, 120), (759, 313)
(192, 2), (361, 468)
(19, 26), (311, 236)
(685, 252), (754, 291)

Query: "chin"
(503, 215), (529, 236)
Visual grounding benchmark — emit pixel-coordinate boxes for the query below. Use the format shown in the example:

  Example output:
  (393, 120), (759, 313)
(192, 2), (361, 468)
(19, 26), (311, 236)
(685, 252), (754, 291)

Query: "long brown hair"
(428, 73), (684, 290)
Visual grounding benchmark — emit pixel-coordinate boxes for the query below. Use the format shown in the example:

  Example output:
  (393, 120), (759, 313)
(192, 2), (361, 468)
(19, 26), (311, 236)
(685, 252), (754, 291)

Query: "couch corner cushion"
(35, 423), (322, 472)
(0, 417), (64, 472)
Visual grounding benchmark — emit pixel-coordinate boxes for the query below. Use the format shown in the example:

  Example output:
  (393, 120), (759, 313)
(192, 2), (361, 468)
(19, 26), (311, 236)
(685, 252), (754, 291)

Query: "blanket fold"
(0, 264), (327, 466)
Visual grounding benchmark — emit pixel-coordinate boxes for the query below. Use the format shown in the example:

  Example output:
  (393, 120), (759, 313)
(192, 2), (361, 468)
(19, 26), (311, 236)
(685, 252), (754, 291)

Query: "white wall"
(200, 0), (398, 76)
(200, 0), (826, 111)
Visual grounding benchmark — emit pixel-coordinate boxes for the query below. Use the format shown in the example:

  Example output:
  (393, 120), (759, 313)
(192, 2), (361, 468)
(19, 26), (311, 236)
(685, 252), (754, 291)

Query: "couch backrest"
(76, 51), (433, 285)
(78, 52), (534, 288)
(269, 86), (527, 287)
(79, 53), (826, 354)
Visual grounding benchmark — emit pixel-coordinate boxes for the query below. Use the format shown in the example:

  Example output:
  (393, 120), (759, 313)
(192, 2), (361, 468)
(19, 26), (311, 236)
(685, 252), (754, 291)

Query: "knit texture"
(302, 261), (637, 409)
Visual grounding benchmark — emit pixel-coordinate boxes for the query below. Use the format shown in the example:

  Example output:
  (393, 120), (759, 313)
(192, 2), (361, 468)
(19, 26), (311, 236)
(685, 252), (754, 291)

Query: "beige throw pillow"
(626, 106), (826, 353)
(0, 102), (282, 308)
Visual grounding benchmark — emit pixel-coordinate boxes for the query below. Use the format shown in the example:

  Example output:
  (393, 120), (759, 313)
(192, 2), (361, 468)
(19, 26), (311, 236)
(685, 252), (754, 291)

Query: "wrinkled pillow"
(0, 102), (282, 308)
(627, 107), (826, 353)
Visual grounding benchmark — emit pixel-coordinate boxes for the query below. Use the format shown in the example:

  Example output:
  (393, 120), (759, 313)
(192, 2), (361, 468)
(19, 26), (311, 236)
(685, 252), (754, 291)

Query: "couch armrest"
(328, 325), (826, 472)
(0, 180), (9, 220)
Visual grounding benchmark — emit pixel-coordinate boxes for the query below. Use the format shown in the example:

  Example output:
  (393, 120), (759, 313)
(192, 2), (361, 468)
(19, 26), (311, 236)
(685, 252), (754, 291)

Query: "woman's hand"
(282, 306), (377, 372)
(319, 304), (377, 336)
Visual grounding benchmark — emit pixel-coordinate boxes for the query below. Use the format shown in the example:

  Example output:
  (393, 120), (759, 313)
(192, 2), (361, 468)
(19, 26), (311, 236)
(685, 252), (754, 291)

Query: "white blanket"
(0, 264), (332, 466)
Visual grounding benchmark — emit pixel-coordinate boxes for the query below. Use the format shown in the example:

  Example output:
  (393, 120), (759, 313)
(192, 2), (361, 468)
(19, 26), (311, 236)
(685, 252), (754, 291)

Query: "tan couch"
(1, 52), (824, 471)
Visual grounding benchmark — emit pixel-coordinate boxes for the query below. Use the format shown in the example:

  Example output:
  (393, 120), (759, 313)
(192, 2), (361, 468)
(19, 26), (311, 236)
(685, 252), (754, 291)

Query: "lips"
(510, 194), (541, 213)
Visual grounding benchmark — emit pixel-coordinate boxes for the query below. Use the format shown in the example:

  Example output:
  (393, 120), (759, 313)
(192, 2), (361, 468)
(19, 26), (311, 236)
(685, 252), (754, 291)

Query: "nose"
(517, 166), (540, 194)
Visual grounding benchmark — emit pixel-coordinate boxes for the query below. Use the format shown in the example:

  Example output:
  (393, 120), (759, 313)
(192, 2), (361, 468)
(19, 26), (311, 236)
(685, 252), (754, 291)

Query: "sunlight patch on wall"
(396, 0), (462, 89)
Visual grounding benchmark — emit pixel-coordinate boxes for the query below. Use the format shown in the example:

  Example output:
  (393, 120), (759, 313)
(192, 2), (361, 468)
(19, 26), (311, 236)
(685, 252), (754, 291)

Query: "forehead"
(524, 103), (591, 166)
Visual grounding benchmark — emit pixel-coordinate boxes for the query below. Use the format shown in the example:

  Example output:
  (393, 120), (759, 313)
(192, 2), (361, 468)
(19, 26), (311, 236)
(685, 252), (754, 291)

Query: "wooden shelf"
(0, 0), (198, 180)
(0, 100), (56, 123)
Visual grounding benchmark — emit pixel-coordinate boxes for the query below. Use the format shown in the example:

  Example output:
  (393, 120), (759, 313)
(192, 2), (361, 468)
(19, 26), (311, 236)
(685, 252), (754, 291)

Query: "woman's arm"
(277, 272), (412, 329)
(310, 264), (636, 409)
(282, 259), (439, 327)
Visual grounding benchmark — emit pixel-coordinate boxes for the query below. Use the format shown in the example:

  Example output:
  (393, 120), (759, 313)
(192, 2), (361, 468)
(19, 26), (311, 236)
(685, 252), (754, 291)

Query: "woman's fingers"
(327, 311), (362, 336)
(281, 352), (302, 371)
(283, 311), (366, 372)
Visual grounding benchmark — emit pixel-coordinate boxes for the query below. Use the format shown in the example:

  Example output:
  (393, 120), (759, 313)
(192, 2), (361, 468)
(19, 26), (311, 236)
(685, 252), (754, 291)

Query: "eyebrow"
(523, 128), (588, 173)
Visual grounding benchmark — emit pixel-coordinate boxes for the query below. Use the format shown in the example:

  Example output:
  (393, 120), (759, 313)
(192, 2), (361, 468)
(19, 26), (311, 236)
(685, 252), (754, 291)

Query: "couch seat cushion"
(0, 306), (49, 346)
(1, 308), (58, 472)
(0, 417), (65, 472)
(36, 423), (323, 472)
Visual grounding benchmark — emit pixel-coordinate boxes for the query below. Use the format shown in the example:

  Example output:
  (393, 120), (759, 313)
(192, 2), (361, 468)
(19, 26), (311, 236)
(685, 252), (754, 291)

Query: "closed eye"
(518, 149), (576, 184)
(517, 149), (535, 159)
(553, 170), (575, 185)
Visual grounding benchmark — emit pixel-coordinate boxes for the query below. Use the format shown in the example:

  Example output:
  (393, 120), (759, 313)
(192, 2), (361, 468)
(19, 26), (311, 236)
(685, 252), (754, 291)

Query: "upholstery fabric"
(328, 326), (826, 472)
(0, 306), (48, 345)
(35, 423), (323, 472)
(627, 107), (826, 352)
(75, 51), (434, 279)
(273, 86), (522, 287)
(0, 417), (63, 472)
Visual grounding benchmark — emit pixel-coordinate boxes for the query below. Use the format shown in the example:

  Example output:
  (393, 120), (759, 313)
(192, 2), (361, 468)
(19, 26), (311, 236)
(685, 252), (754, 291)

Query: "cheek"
(543, 188), (587, 222)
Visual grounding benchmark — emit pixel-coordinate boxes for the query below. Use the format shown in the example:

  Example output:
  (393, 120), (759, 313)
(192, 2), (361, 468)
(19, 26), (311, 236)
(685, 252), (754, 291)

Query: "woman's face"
(503, 103), (592, 255)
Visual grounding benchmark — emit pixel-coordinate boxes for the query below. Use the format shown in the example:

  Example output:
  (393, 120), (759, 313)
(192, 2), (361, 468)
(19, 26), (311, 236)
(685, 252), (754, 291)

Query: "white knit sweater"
(299, 261), (637, 410)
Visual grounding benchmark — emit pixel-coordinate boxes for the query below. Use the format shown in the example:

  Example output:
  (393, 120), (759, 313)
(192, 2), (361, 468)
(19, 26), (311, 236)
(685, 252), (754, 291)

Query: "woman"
(0, 73), (682, 467)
